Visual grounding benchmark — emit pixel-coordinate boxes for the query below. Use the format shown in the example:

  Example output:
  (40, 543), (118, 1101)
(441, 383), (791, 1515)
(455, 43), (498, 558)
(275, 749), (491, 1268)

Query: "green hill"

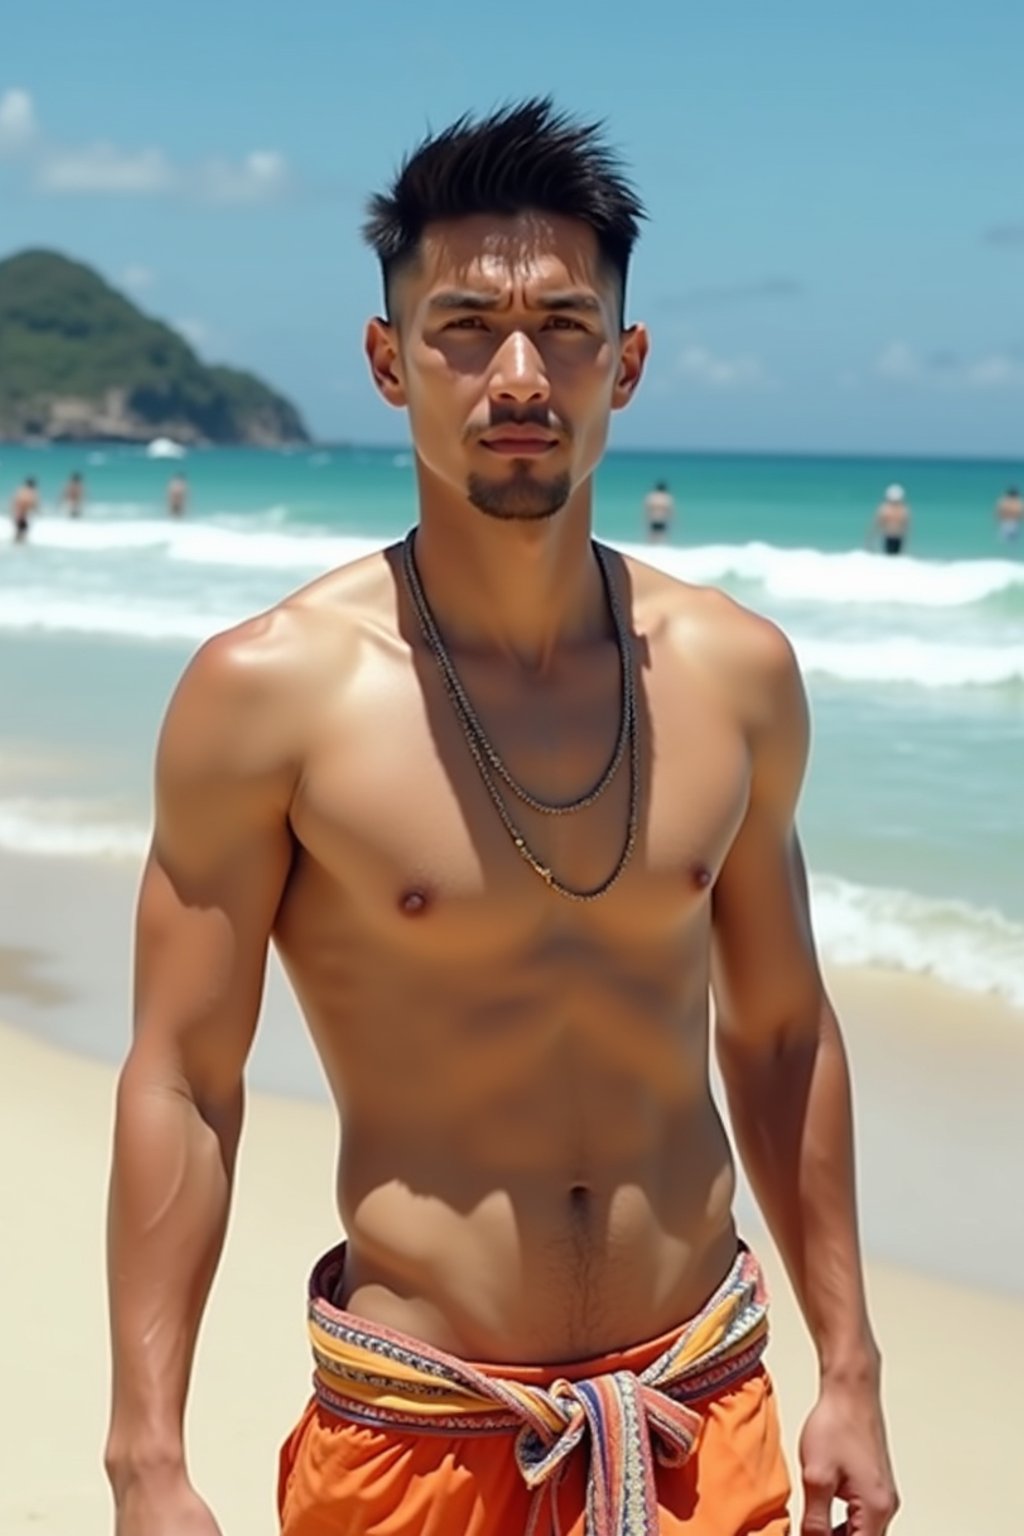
(0, 250), (310, 445)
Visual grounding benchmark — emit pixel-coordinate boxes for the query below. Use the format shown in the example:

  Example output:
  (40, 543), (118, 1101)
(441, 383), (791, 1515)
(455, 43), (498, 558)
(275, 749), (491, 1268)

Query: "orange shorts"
(278, 1323), (791, 1535)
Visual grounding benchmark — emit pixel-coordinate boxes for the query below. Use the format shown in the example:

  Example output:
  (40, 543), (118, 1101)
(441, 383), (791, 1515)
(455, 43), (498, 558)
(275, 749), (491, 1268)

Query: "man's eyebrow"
(425, 290), (604, 314)
(427, 291), (505, 312)
(535, 292), (603, 314)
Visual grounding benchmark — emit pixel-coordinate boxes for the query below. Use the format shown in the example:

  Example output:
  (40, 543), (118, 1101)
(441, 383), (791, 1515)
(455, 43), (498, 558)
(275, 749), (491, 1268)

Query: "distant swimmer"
(167, 473), (188, 518)
(995, 485), (1023, 544)
(869, 483), (910, 555)
(61, 471), (85, 518)
(644, 479), (675, 543)
(10, 476), (39, 543)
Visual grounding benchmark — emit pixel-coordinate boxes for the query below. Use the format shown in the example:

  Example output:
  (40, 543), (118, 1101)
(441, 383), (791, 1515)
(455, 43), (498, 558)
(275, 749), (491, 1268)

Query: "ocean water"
(2, 441), (1022, 1007)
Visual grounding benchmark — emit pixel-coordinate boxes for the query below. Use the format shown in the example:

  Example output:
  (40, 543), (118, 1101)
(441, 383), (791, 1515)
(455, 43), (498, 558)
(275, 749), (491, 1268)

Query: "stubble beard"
(466, 464), (573, 522)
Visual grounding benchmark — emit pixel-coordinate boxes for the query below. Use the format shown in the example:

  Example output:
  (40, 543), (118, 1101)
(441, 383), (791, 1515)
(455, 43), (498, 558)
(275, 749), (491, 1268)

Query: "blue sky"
(1, 1), (1022, 455)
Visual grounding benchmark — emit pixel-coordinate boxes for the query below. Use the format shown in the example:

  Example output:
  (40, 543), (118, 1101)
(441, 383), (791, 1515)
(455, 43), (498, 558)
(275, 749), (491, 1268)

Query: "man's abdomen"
(334, 1097), (739, 1366)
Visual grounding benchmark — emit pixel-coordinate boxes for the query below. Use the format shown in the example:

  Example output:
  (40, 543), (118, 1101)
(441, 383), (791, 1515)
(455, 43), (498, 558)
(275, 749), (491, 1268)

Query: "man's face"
(366, 212), (648, 521)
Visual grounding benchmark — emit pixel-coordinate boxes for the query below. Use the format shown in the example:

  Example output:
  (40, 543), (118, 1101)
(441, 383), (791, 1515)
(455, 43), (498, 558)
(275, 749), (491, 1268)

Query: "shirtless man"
(105, 101), (898, 1536)
(10, 476), (39, 542)
(995, 485), (1023, 543)
(61, 470), (85, 517)
(869, 485), (910, 555)
(644, 480), (675, 544)
(166, 472), (188, 517)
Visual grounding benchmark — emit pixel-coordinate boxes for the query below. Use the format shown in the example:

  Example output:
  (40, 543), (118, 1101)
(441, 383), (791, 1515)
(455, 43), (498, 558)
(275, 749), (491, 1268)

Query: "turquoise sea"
(2, 441), (1022, 1007)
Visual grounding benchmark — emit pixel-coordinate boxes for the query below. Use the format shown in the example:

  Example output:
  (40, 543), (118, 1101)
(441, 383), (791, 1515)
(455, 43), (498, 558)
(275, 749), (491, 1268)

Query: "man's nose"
(488, 330), (550, 404)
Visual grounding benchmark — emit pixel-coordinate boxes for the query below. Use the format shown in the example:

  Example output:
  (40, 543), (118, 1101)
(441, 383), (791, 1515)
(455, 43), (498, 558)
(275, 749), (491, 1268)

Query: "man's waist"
(306, 1238), (769, 1432)
(333, 1213), (740, 1366)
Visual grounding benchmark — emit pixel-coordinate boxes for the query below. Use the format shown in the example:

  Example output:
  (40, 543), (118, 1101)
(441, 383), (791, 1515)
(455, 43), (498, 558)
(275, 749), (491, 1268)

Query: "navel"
(398, 887), (431, 917)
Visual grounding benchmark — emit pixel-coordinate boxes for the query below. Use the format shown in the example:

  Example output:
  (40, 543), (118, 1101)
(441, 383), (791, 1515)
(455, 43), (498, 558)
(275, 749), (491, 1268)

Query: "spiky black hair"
(363, 98), (645, 319)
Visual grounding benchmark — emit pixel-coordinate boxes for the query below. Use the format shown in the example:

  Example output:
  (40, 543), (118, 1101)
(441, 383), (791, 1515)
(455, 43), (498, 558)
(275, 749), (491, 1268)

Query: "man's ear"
(611, 323), (650, 410)
(365, 317), (407, 407)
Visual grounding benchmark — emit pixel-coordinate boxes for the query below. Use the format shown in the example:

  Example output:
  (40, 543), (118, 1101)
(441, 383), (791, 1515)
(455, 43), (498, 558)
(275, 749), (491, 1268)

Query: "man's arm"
(710, 618), (898, 1536)
(105, 623), (297, 1531)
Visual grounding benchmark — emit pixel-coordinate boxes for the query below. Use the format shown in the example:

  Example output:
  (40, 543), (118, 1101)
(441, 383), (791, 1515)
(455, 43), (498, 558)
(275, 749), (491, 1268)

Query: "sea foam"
(810, 873), (1024, 1007)
(15, 520), (1024, 609)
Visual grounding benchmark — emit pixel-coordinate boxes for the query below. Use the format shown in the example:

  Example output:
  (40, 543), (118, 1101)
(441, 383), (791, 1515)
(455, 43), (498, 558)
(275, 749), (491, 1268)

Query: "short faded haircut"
(363, 98), (645, 322)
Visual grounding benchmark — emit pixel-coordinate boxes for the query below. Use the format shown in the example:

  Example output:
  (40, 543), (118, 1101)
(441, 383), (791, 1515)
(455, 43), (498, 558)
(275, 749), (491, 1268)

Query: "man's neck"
(408, 482), (617, 675)
(408, 480), (610, 674)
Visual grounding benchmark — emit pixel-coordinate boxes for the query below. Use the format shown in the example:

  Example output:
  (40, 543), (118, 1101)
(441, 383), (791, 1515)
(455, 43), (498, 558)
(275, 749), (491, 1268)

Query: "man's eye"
(445, 316), (488, 330)
(544, 317), (586, 332)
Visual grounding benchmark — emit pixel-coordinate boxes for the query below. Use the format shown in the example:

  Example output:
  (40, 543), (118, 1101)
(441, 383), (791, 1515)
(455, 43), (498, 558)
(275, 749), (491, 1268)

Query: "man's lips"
(478, 430), (559, 456)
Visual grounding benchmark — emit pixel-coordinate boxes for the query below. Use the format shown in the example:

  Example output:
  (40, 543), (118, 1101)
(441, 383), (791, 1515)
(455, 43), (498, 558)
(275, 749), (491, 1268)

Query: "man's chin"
(466, 469), (572, 522)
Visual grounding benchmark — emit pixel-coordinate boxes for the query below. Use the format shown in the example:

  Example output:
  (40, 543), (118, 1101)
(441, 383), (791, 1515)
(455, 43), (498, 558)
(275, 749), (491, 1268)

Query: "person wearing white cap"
(868, 483), (911, 555)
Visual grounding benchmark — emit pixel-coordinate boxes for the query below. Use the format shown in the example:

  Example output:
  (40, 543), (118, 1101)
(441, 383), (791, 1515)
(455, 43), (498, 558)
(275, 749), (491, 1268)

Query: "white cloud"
(875, 342), (920, 381)
(37, 143), (177, 195)
(963, 355), (1023, 389)
(0, 87), (291, 203)
(0, 87), (37, 154)
(676, 344), (770, 390)
(874, 341), (1024, 391)
(198, 150), (290, 204)
(120, 264), (157, 293)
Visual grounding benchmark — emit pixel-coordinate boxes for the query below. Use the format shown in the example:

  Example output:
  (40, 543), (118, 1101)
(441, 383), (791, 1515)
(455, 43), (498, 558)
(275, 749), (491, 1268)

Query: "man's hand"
(799, 1374), (899, 1535)
(112, 1467), (223, 1536)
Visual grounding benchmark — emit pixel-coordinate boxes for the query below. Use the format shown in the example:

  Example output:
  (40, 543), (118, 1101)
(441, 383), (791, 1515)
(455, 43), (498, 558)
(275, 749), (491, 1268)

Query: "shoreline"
(1, 1015), (1021, 1535)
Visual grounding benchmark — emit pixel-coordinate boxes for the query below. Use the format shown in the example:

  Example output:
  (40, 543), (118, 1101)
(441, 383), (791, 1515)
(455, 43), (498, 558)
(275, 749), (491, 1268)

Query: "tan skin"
(870, 499), (910, 547)
(106, 212), (898, 1535)
(62, 475), (85, 516)
(995, 491), (1023, 532)
(167, 475), (187, 517)
(10, 479), (39, 542)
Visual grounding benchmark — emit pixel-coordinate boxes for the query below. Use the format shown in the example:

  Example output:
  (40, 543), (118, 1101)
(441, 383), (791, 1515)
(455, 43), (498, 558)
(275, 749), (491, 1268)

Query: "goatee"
(467, 466), (572, 522)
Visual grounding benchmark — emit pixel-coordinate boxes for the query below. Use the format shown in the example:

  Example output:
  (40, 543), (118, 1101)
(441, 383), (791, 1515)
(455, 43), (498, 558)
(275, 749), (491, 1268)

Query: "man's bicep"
(130, 641), (296, 1104)
(711, 818), (821, 1043)
(711, 626), (822, 1046)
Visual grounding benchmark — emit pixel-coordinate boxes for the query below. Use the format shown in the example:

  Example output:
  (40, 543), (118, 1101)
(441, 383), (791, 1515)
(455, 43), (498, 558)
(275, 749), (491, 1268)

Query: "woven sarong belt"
(307, 1243), (769, 1536)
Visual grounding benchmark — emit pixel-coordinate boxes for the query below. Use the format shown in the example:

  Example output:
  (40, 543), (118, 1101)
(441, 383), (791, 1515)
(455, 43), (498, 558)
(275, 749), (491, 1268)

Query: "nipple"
(399, 887), (430, 916)
(690, 862), (713, 891)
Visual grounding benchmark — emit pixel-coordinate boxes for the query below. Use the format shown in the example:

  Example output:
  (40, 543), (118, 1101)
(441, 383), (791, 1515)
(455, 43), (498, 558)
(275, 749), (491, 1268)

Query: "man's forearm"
(718, 1001), (879, 1377)
(105, 1052), (241, 1486)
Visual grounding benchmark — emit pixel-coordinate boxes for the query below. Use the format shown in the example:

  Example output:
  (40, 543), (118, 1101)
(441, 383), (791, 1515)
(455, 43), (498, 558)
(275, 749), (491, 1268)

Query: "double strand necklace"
(401, 529), (639, 902)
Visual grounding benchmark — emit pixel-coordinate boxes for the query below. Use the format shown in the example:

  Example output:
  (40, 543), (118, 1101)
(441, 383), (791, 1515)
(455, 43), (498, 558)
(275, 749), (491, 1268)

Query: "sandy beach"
(2, 849), (1023, 1535)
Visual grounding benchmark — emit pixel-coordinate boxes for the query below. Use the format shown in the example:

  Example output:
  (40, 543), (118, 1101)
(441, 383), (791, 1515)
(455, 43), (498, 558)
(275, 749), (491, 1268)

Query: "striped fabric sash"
(307, 1243), (769, 1536)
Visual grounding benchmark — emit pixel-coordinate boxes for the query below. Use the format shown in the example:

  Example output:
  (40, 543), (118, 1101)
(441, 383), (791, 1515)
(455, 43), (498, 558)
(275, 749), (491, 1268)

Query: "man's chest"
(287, 633), (751, 944)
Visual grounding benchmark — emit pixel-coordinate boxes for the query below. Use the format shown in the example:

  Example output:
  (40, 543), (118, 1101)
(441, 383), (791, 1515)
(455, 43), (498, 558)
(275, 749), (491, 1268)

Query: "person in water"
(869, 484), (911, 555)
(167, 473), (188, 517)
(9, 476), (39, 543)
(995, 485), (1023, 543)
(643, 479), (675, 543)
(105, 100), (898, 1536)
(60, 471), (85, 517)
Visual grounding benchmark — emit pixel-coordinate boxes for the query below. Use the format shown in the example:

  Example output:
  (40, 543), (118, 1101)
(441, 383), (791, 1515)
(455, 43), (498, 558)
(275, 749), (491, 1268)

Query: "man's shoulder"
(163, 547), (396, 768)
(625, 553), (796, 672)
(190, 545), (395, 692)
(625, 553), (803, 734)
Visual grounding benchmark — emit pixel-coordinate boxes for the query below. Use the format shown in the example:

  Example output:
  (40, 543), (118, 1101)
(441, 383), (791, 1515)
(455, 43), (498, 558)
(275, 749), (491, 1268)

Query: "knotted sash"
(307, 1243), (769, 1536)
